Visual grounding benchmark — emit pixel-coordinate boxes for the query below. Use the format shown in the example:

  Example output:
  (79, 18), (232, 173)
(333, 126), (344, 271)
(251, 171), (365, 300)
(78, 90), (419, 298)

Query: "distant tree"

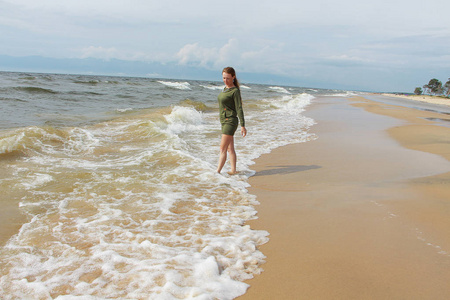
(444, 78), (450, 97)
(414, 87), (423, 95)
(427, 78), (443, 95)
(422, 84), (430, 95)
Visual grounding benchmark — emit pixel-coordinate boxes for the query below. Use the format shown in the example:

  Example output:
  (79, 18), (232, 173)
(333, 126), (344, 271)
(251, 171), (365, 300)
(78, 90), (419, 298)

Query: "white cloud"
(175, 38), (295, 75)
(176, 43), (216, 66)
(176, 39), (241, 68)
(217, 39), (239, 65)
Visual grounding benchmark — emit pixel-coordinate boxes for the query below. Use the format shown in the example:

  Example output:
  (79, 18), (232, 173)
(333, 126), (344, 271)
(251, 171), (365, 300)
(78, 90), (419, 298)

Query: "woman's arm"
(234, 89), (245, 128)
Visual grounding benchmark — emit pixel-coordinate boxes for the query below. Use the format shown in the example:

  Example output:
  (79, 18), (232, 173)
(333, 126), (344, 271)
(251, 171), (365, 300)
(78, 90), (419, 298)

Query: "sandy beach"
(381, 93), (450, 107)
(242, 94), (450, 299)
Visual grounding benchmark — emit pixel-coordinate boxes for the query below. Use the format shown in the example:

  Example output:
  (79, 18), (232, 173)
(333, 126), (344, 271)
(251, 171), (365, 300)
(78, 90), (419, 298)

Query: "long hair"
(222, 67), (240, 89)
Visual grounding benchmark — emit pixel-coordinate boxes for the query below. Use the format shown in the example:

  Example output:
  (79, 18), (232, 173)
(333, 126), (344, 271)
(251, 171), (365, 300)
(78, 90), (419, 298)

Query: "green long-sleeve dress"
(217, 87), (245, 135)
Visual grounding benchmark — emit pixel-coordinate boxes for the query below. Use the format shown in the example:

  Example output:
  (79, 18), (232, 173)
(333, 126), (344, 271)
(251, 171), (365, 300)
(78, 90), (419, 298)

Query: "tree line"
(415, 78), (450, 97)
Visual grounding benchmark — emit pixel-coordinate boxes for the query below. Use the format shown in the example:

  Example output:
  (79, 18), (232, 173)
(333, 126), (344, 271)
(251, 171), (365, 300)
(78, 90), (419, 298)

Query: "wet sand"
(242, 95), (450, 299)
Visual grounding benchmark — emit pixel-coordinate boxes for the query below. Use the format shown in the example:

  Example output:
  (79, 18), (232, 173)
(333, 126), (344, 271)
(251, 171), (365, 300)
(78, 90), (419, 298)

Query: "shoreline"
(241, 94), (450, 299)
(379, 93), (450, 107)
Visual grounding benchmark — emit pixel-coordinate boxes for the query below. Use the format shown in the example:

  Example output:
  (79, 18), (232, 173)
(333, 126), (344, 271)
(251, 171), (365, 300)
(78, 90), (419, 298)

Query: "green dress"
(217, 87), (245, 135)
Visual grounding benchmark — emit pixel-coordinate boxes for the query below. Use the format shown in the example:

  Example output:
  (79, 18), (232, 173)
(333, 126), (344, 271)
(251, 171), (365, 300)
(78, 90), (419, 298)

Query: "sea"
(0, 71), (349, 299)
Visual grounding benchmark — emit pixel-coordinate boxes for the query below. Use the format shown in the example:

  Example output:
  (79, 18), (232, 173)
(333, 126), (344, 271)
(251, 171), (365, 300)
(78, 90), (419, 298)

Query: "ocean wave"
(163, 106), (204, 135)
(73, 79), (101, 85)
(115, 107), (134, 113)
(257, 93), (315, 113)
(13, 86), (58, 94)
(275, 93), (315, 113)
(0, 125), (101, 158)
(0, 97), (28, 103)
(177, 99), (209, 112)
(0, 126), (60, 156)
(328, 91), (359, 97)
(18, 76), (37, 80)
(200, 84), (224, 90)
(73, 79), (120, 85)
(269, 86), (291, 94)
(158, 81), (192, 90)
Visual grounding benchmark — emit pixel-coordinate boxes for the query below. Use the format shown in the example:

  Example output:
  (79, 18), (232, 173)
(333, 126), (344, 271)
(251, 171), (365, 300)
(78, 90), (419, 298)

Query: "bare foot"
(227, 171), (238, 175)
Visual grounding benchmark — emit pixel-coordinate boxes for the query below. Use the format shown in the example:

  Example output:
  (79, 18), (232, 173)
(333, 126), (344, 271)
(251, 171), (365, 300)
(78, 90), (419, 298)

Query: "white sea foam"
(269, 93), (315, 113)
(269, 86), (291, 94)
(163, 106), (204, 135)
(0, 130), (26, 154)
(21, 173), (54, 189)
(158, 80), (192, 90)
(64, 128), (101, 155)
(329, 91), (359, 97)
(116, 107), (133, 113)
(200, 84), (224, 90)
(0, 126), (65, 155)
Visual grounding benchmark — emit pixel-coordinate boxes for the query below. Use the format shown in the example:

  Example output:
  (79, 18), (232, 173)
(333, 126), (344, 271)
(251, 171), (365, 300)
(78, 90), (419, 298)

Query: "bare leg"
(217, 134), (234, 173)
(227, 137), (237, 174)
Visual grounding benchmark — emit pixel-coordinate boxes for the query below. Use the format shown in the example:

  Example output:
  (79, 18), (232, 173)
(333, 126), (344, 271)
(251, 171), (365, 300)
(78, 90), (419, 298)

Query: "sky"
(1, 0), (449, 92)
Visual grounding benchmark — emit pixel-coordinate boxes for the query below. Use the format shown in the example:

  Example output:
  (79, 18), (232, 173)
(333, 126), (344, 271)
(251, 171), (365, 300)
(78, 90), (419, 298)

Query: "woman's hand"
(241, 126), (247, 137)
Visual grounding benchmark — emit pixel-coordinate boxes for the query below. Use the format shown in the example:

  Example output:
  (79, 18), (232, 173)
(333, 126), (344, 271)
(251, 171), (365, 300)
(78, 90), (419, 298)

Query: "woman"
(216, 67), (247, 174)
